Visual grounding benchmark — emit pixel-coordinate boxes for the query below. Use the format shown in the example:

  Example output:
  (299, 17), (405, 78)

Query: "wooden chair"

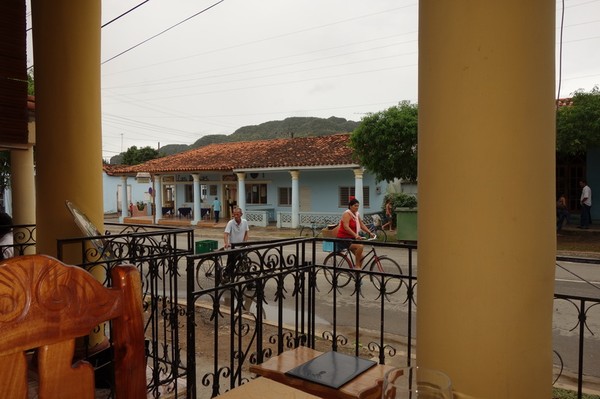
(0, 255), (147, 399)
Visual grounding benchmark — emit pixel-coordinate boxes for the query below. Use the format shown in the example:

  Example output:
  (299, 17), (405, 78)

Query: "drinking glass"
(382, 366), (452, 399)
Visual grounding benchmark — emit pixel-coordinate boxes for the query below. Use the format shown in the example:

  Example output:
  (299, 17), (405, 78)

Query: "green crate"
(195, 240), (218, 254)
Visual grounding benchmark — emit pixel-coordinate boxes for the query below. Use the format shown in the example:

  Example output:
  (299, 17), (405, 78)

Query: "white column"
(290, 170), (300, 228)
(11, 147), (36, 255)
(153, 175), (161, 224)
(192, 174), (201, 225)
(120, 176), (128, 223)
(353, 168), (364, 216)
(236, 172), (246, 212)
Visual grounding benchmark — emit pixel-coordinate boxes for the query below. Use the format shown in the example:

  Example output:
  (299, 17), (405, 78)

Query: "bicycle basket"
(321, 224), (339, 238)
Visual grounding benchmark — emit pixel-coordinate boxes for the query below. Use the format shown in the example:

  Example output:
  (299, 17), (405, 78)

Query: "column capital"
(192, 173), (200, 182)
(236, 172), (246, 181)
(353, 168), (364, 179)
(290, 170), (300, 179)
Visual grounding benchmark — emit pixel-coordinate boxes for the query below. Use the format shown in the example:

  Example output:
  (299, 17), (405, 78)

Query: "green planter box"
(396, 207), (417, 242)
(195, 240), (218, 254)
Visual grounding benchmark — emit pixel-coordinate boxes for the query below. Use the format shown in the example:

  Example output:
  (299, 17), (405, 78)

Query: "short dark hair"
(0, 212), (13, 236)
(348, 198), (360, 208)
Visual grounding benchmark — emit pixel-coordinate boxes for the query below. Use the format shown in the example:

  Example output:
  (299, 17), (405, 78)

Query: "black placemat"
(285, 351), (377, 389)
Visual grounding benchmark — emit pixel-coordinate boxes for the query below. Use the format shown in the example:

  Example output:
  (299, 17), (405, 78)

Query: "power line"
(102, 0), (151, 28)
(101, 0), (225, 65)
(26, 1), (153, 70)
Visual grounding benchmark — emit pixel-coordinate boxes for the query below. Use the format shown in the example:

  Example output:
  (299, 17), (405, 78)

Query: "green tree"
(557, 86), (600, 155)
(0, 152), (10, 193)
(27, 69), (35, 95)
(349, 101), (418, 182)
(122, 146), (160, 165)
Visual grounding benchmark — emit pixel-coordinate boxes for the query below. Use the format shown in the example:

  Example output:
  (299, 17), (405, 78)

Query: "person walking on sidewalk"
(556, 193), (569, 233)
(578, 180), (592, 229)
(212, 197), (222, 224)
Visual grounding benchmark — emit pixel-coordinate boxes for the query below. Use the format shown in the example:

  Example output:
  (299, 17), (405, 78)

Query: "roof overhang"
(233, 164), (360, 173)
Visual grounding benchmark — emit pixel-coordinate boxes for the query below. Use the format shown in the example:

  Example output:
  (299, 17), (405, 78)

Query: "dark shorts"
(335, 239), (351, 252)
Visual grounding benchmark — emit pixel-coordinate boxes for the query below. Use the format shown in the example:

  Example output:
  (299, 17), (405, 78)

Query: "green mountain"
(110, 116), (358, 164)
(190, 116), (358, 148)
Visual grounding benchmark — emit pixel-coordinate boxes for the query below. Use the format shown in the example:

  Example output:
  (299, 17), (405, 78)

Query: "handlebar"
(356, 234), (377, 241)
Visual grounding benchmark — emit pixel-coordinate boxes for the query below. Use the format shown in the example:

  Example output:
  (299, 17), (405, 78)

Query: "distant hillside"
(159, 144), (190, 156)
(191, 116), (358, 148)
(110, 116), (358, 164)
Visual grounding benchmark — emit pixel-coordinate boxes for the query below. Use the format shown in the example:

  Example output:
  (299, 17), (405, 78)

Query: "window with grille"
(279, 187), (292, 206)
(245, 184), (267, 204)
(338, 186), (370, 208)
(185, 184), (193, 202)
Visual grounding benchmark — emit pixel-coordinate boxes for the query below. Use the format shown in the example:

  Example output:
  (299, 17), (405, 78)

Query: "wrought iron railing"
(57, 223), (194, 399)
(186, 238), (416, 399)
(6, 222), (598, 399)
(0, 223), (36, 257)
(554, 256), (600, 398)
(185, 239), (600, 399)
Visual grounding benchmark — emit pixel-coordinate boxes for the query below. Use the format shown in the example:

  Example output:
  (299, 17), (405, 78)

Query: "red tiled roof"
(556, 98), (573, 107)
(110, 134), (358, 174)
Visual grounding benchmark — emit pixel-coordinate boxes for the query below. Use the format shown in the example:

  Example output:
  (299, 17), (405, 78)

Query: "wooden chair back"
(0, 255), (146, 399)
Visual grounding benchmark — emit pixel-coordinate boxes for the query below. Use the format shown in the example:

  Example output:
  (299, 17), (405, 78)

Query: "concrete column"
(290, 170), (300, 228)
(11, 147), (36, 255)
(31, 0), (103, 260)
(119, 176), (128, 223)
(353, 168), (364, 216)
(418, 2), (555, 398)
(192, 174), (201, 225)
(153, 175), (162, 224)
(236, 173), (246, 212)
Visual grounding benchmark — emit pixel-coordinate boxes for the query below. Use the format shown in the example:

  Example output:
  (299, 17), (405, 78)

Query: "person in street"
(556, 193), (569, 233)
(223, 208), (250, 277)
(382, 199), (393, 231)
(336, 198), (374, 269)
(578, 180), (592, 229)
(212, 197), (222, 224)
(0, 212), (14, 259)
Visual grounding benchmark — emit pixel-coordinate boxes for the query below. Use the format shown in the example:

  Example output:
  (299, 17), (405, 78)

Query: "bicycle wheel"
(299, 225), (314, 237)
(196, 258), (219, 290)
(238, 255), (260, 298)
(323, 252), (353, 288)
(369, 255), (403, 294)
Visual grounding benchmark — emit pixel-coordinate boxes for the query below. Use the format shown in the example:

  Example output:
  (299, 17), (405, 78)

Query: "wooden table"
(250, 347), (394, 399)
(216, 377), (321, 398)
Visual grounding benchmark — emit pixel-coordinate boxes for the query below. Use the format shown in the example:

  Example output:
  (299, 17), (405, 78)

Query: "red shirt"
(337, 210), (358, 239)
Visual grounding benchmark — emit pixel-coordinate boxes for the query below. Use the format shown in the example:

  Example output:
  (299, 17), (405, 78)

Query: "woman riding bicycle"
(336, 198), (375, 269)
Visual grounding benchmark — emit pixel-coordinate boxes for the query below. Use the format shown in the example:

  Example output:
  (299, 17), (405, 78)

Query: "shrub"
(384, 193), (417, 210)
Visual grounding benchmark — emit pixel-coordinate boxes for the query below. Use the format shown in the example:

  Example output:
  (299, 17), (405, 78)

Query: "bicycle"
(299, 220), (325, 237)
(322, 236), (403, 293)
(195, 246), (260, 297)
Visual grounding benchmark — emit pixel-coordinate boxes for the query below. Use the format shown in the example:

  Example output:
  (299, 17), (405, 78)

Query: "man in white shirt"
(224, 208), (249, 248)
(223, 208), (250, 278)
(578, 180), (592, 229)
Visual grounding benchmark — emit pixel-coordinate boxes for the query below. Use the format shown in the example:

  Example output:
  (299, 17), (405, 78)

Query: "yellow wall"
(30, 0), (104, 261)
(418, 1), (556, 397)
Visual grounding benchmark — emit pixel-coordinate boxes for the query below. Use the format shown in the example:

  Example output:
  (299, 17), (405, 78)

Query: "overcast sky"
(27, 0), (600, 160)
